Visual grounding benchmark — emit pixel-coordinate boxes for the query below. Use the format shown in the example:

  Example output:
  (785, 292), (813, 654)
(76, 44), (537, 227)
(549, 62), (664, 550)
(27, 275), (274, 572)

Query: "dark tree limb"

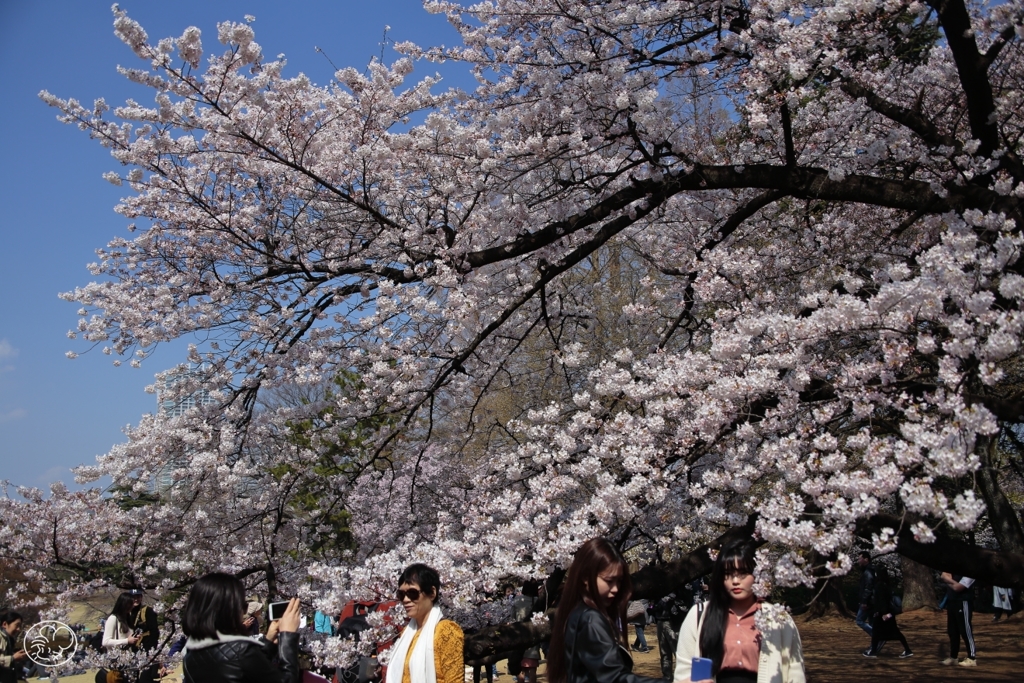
(858, 513), (1024, 589)
(463, 163), (1019, 276)
(839, 78), (958, 150)
(780, 102), (797, 167)
(926, 0), (999, 157)
(630, 516), (760, 600)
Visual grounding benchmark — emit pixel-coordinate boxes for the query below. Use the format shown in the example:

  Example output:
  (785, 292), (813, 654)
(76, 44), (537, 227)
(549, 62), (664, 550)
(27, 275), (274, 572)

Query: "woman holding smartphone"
(181, 572), (302, 683)
(547, 538), (667, 683)
(674, 541), (804, 683)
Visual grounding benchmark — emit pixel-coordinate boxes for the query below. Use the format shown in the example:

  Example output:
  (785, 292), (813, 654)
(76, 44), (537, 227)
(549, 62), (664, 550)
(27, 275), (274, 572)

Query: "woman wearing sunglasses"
(547, 538), (668, 683)
(385, 564), (464, 683)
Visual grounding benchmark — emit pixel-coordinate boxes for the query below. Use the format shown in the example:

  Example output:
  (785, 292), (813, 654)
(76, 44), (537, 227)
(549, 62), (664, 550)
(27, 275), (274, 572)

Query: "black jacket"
(857, 565), (875, 605)
(871, 577), (893, 617)
(563, 604), (666, 683)
(182, 632), (300, 683)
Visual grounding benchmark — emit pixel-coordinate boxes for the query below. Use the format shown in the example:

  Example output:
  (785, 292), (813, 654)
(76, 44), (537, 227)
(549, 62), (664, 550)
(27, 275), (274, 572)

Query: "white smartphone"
(268, 601), (289, 621)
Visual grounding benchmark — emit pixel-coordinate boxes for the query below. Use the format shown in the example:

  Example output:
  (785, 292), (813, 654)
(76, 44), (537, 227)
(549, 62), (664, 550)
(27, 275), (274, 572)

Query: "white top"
(102, 615), (132, 648)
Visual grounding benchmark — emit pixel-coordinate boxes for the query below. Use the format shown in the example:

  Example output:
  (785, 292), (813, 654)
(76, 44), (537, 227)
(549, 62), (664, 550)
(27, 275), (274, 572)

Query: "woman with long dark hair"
(181, 572), (302, 683)
(547, 538), (666, 683)
(103, 593), (142, 651)
(674, 541), (804, 683)
(864, 565), (912, 658)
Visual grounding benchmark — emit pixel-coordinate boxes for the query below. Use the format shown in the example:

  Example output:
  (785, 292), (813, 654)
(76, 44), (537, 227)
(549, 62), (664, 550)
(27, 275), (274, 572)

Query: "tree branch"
(839, 78), (958, 150)
(926, 0), (999, 156)
(859, 513), (1024, 589)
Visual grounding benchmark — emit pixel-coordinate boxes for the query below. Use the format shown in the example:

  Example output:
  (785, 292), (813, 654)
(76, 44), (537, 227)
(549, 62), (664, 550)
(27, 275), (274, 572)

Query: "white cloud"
(0, 408), (27, 423)
(36, 466), (70, 487)
(0, 339), (17, 360)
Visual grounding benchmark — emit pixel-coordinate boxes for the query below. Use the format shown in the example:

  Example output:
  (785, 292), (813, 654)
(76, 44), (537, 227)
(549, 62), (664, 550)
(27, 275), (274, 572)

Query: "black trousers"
(947, 601), (976, 659)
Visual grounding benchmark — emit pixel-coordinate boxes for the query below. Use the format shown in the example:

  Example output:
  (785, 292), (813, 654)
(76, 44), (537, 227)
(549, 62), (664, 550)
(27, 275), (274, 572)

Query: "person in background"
(512, 582), (542, 683)
(314, 609), (337, 636)
(854, 552), (875, 650)
(674, 540), (804, 683)
(386, 563), (464, 683)
(244, 602), (263, 637)
(104, 593), (143, 682)
(654, 591), (689, 678)
(627, 600), (651, 653)
(992, 586), (1014, 622)
(128, 589), (161, 683)
(861, 565), (912, 659)
(546, 538), (666, 683)
(940, 572), (977, 667)
(0, 610), (27, 683)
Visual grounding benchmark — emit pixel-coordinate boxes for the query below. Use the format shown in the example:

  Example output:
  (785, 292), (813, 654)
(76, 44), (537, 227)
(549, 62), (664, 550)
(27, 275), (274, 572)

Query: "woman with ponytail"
(547, 538), (667, 683)
(673, 541), (804, 683)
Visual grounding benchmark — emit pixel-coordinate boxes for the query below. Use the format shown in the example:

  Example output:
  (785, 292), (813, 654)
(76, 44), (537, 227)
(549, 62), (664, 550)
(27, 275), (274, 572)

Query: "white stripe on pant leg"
(961, 602), (976, 659)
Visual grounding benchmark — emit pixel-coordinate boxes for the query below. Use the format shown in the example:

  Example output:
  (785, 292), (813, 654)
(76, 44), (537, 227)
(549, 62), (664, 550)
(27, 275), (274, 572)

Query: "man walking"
(940, 572), (977, 667)
(855, 552), (877, 652)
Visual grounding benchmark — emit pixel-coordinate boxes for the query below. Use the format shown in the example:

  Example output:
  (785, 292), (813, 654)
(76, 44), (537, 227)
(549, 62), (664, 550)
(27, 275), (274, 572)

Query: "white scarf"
(386, 606), (443, 683)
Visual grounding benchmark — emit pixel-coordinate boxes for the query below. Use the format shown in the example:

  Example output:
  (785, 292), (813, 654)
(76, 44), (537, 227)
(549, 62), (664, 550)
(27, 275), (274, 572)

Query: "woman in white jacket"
(673, 541), (804, 683)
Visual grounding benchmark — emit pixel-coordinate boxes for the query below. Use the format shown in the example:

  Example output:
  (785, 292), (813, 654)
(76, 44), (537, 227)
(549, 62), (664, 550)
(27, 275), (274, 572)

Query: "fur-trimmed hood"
(184, 631), (262, 652)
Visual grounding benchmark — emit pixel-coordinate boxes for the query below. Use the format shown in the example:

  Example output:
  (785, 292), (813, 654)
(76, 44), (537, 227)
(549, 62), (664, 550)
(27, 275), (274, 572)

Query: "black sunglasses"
(396, 588), (424, 601)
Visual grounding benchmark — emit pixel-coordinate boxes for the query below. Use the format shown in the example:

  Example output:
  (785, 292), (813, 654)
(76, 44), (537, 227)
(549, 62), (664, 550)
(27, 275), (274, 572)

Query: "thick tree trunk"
(900, 555), (938, 611)
(804, 576), (854, 620)
(977, 434), (1024, 556)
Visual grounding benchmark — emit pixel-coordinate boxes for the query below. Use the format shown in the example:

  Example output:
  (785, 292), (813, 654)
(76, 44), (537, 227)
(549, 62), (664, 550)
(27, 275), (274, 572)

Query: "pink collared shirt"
(720, 602), (761, 673)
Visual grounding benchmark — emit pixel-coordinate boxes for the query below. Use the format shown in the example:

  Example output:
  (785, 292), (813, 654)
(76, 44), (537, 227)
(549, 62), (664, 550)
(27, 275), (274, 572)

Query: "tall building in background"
(153, 369), (216, 492)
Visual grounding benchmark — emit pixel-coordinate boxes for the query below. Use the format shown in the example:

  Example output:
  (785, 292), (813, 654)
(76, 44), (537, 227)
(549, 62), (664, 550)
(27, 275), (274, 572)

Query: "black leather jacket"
(564, 604), (667, 683)
(182, 632), (301, 683)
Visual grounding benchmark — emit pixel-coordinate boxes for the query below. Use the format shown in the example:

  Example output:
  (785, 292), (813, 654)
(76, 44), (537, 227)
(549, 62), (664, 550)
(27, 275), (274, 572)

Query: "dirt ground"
(621, 610), (1024, 682)
(46, 611), (1024, 682)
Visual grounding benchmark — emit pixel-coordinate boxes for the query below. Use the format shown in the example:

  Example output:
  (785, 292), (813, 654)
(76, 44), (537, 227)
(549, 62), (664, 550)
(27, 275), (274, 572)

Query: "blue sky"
(0, 1), (467, 490)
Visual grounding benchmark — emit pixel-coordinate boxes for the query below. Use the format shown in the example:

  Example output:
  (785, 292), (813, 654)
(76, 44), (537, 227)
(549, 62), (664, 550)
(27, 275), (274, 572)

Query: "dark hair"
(874, 564), (889, 584)
(859, 551), (871, 561)
(111, 593), (136, 630)
(547, 538), (631, 683)
(699, 540), (758, 677)
(0, 610), (23, 626)
(398, 564), (441, 602)
(522, 580), (540, 598)
(181, 572), (247, 640)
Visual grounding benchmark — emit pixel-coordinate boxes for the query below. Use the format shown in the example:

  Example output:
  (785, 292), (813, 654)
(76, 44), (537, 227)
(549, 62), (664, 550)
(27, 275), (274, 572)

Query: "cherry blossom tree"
(5, 0), (1024, 663)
